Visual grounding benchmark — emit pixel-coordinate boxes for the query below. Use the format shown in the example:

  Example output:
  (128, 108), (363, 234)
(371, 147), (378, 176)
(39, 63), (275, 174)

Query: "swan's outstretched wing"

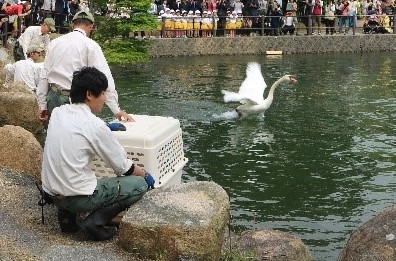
(237, 62), (267, 104)
(221, 90), (243, 103)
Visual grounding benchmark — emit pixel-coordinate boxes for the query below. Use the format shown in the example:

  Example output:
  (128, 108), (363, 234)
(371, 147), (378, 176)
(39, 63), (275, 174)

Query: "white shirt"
(233, 2), (244, 13)
(42, 0), (52, 11)
(3, 58), (42, 90)
(41, 103), (133, 196)
(284, 16), (294, 26)
(17, 26), (50, 59)
(36, 28), (120, 115)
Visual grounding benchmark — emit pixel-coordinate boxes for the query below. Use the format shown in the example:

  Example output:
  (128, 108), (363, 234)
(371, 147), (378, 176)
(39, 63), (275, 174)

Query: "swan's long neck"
(266, 77), (288, 100)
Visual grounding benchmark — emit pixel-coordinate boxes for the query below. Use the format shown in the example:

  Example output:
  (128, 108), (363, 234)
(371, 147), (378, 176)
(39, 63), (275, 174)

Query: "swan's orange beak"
(288, 75), (297, 84)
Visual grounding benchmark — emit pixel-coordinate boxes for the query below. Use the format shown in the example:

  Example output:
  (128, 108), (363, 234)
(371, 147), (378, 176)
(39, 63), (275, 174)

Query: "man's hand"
(38, 110), (48, 125)
(115, 110), (134, 122)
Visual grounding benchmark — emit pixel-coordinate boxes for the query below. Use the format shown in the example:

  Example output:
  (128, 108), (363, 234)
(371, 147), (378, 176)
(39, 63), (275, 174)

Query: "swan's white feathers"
(221, 62), (267, 105)
(221, 90), (242, 103)
(237, 62), (267, 105)
(221, 62), (296, 117)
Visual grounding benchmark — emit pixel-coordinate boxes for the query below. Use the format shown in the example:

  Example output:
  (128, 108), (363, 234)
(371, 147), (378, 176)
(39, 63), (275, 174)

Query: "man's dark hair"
(70, 67), (108, 104)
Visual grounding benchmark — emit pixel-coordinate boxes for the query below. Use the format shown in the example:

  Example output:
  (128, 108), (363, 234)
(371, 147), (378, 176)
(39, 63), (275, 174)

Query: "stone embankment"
(147, 34), (396, 57)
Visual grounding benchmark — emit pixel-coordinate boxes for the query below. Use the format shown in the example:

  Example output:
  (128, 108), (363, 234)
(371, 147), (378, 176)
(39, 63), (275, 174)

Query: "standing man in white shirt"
(41, 66), (155, 241)
(3, 45), (43, 91)
(36, 11), (133, 125)
(13, 17), (55, 61)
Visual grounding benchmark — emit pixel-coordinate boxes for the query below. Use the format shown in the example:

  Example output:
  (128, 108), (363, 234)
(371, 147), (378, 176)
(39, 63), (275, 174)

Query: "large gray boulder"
(0, 125), (43, 181)
(235, 229), (313, 261)
(118, 181), (230, 261)
(0, 88), (42, 135)
(338, 204), (396, 261)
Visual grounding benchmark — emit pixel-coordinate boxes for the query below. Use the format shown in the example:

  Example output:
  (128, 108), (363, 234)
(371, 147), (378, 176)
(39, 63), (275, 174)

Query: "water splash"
(212, 110), (239, 120)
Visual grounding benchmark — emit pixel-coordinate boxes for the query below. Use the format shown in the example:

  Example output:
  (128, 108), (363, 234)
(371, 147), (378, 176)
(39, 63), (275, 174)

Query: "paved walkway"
(0, 167), (143, 261)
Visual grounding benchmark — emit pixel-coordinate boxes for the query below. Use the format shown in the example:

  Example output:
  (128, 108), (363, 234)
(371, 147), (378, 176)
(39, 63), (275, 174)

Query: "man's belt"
(48, 193), (92, 201)
(50, 83), (70, 97)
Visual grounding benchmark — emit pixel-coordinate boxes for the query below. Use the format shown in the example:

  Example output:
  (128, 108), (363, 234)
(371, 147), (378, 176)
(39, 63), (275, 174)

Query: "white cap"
(159, 10), (164, 14)
(176, 9), (180, 12)
(203, 10), (207, 14)
(165, 7), (170, 11)
(232, 11), (237, 14)
(182, 10), (187, 13)
(170, 9), (175, 13)
(188, 10), (193, 14)
(207, 11), (212, 14)
(195, 10), (201, 14)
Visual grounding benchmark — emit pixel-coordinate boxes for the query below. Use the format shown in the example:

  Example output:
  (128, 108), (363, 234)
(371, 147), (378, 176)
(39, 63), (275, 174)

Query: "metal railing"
(1, 12), (395, 48)
(152, 14), (396, 38)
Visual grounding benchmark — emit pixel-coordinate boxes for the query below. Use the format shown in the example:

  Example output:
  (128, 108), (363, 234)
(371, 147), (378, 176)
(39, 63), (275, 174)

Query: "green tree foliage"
(91, 0), (157, 64)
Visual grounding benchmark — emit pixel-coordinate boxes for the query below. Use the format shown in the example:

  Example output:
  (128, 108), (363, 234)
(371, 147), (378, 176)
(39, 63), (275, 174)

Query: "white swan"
(221, 62), (297, 117)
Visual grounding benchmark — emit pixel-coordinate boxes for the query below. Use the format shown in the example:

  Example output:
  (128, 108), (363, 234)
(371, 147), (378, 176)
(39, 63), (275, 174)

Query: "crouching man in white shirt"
(3, 45), (43, 91)
(41, 66), (156, 241)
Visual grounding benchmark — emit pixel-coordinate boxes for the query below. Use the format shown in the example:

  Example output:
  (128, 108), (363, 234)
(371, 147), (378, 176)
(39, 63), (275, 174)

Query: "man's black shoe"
(58, 209), (79, 233)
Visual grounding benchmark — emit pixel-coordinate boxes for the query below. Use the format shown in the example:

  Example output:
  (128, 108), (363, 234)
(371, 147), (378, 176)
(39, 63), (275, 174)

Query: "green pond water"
(103, 52), (396, 260)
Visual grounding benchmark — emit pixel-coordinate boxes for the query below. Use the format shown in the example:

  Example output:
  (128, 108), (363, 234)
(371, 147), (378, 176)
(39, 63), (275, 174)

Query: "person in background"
(235, 11), (243, 36)
(0, 17), (8, 35)
(217, 0), (229, 36)
(1, 1), (32, 17)
(41, 0), (53, 18)
(337, 0), (350, 34)
(78, 0), (90, 12)
(181, 9), (188, 38)
(258, 0), (268, 16)
(186, 10), (194, 37)
(200, 10), (211, 37)
(348, 0), (357, 30)
(247, 0), (260, 30)
(211, 9), (218, 36)
(13, 17), (55, 62)
(54, 0), (69, 33)
(3, 45), (43, 92)
(157, 0), (169, 14)
(324, 0), (336, 34)
(157, 9), (165, 38)
(270, 5), (283, 35)
(41, 66), (155, 241)
(281, 11), (296, 35)
(312, 0), (323, 34)
(206, 0), (217, 12)
(231, 0), (244, 14)
(36, 11), (133, 125)
(286, 0), (298, 23)
(303, 0), (313, 34)
(193, 9), (201, 37)
(148, 0), (158, 15)
(1, 1), (32, 38)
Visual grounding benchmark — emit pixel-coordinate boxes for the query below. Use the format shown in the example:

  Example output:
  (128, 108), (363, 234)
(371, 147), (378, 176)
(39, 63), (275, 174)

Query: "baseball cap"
(27, 45), (44, 54)
(72, 11), (95, 23)
(43, 18), (55, 32)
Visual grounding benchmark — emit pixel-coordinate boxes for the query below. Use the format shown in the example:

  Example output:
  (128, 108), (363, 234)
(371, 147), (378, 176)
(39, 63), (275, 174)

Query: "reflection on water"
(107, 52), (396, 261)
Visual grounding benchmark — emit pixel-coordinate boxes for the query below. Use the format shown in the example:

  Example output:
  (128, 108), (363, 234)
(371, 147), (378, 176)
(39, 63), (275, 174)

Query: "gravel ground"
(0, 167), (146, 261)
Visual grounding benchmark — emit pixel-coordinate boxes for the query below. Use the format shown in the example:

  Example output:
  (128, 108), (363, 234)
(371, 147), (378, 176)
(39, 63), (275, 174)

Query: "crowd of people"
(0, 0), (91, 38)
(147, 0), (395, 37)
(1, 0), (394, 40)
